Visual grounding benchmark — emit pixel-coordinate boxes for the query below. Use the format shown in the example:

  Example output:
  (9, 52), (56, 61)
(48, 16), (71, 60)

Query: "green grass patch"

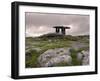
(70, 49), (82, 65)
(25, 50), (40, 68)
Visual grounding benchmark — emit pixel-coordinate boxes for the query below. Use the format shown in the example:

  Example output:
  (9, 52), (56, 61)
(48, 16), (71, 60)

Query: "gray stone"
(71, 42), (88, 51)
(81, 50), (89, 65)
(54, 48), (71, 55)
(82, 50), (89, 57)
(43, 55), (72, 67)
(82, 57), (89, 65)
(77, 53), (83, 61)
(38, 48), (72, 67)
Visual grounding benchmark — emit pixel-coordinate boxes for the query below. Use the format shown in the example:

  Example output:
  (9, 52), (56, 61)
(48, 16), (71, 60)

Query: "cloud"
(25, 12), (89, 37)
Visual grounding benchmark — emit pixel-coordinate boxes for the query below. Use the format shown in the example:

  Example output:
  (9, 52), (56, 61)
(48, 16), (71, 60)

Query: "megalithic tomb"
(53, 26), (70, 35)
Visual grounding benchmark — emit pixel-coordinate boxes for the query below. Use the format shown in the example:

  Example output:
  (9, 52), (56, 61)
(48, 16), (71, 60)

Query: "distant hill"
(26, 33), (89, 41)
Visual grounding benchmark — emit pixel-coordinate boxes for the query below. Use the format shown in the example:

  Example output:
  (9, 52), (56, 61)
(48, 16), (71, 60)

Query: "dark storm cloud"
(25, 12), (89, 37)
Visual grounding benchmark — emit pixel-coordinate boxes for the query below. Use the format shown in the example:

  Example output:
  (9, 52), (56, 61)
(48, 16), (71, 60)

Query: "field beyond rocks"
(25, 33), (89, 68)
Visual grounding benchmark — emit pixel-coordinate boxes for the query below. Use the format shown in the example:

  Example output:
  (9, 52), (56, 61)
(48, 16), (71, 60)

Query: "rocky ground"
(25, 34), (89, 68)
(38, 45), (89, 67)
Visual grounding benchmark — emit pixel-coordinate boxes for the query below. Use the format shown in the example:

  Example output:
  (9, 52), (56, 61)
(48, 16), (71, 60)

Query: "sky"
(25, 12), (89, 37)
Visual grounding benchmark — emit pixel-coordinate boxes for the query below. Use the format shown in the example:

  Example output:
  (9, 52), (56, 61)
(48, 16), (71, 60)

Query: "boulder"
(77, 53), (83, 61)
(38, 48), (72, 67)
(82, 56), (89, 65)
(82, 50), (89, 57)
(81, 50), (89, 65)
(44, 55), (72, 67)
(76, 50), (89, 65)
